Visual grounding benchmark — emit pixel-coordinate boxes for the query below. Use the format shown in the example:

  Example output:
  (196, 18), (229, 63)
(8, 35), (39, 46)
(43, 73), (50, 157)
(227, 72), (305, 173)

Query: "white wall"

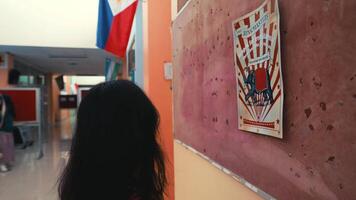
(0, 0), (98, 48)
(70, 76), (105, 86)
(171, 0), (178, 21)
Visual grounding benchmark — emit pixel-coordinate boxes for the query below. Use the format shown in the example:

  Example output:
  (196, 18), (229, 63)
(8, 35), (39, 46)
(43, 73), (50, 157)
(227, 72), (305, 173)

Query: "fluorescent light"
(48, 54), (87, 59)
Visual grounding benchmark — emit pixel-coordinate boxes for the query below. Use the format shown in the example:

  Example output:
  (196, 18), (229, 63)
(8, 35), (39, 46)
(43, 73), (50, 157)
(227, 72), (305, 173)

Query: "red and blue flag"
(97, 0), (138, 57)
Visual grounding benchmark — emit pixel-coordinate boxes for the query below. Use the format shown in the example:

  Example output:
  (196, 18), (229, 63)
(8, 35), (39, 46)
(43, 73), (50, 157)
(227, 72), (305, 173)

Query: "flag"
(97, 0), (138, 57)
(105, 59), (121, 81)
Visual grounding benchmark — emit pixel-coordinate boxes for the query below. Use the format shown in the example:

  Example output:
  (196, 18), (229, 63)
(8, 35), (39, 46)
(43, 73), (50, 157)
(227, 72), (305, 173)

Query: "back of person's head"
(58, 80), (166, 200)
(8, 69), (21, 85)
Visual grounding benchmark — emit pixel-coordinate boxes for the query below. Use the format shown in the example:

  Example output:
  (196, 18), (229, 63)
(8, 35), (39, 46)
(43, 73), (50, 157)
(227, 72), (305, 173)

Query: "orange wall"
(51, 75), (60, 123)
(143, 0), (174, 199)
(120, 58), (129, 80)
(0, 55), (14, 88)
(46, 74), (55, 124)
(60, 76), (73, 137)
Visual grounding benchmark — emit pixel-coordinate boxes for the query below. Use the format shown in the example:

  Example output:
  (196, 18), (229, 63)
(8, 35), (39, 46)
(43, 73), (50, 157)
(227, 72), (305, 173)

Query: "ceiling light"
(48, 54), (88, 59)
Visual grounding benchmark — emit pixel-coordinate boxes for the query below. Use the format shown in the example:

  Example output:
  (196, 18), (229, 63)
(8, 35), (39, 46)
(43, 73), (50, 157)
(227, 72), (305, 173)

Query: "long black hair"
(58, 80), (166, 200)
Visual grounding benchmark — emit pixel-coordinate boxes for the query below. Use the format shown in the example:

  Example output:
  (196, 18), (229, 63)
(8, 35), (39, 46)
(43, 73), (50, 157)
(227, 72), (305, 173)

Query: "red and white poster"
(232, 0), (283, 138)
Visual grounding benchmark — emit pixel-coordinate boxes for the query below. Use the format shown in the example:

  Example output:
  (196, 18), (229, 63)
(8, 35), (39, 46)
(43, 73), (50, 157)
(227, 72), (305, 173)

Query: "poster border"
(231, 0), (284, 139)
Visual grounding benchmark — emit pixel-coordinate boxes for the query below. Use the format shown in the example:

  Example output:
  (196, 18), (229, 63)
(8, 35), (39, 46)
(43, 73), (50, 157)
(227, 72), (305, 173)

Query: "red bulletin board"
(0, 88), (40, 123)
(172, 0), (356, 199)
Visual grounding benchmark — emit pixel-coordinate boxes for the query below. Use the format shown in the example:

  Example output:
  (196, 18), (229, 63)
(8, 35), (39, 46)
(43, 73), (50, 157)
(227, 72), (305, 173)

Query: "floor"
(0, 126), (70, 200)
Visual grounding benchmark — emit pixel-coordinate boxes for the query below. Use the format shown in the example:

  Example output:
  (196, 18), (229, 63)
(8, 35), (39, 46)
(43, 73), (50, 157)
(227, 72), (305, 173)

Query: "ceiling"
(0, 45), (117, 75)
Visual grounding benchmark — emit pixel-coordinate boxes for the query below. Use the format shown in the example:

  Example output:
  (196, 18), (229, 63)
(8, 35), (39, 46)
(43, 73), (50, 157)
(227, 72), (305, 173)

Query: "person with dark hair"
(8, 69), (21, 85)
(0, 94), (15, 132)
(0, 94), (16, 172)
(58, 80), (166, 200)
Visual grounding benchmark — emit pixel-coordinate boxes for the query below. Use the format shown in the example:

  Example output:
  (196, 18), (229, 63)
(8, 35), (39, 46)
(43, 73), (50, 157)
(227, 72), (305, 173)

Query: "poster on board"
(232, 0), (283, 138)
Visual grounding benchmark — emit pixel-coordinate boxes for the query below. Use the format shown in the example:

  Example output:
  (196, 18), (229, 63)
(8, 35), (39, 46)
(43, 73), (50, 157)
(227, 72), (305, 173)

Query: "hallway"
(0, 0), (355, 199)
(0, 126), (70, 200)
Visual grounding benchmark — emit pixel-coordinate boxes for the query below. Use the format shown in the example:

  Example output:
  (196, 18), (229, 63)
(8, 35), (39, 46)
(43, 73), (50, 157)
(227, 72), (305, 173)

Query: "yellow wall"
(174, 141), (262, 200)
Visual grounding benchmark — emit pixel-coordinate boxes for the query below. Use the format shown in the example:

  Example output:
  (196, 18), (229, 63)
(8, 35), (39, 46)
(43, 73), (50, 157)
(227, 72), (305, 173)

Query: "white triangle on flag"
(108, 0), (137, 16)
